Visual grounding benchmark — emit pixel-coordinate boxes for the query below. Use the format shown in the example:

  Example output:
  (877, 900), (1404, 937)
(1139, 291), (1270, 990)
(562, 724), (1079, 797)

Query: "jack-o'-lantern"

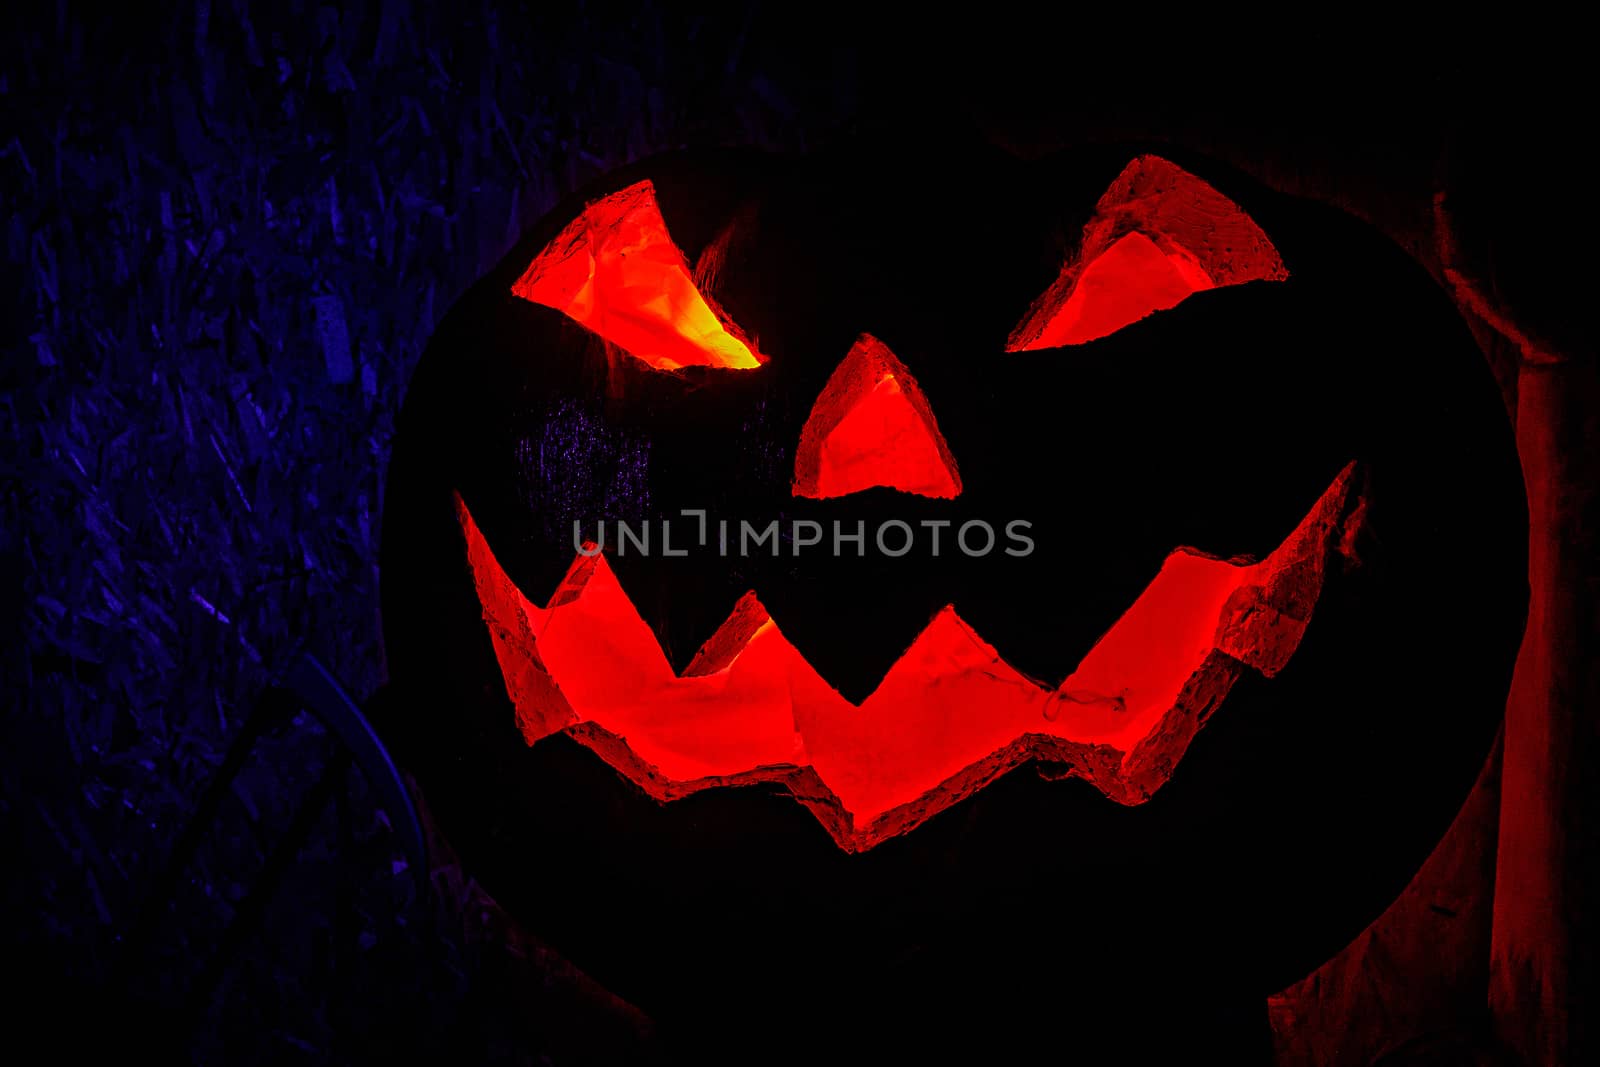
(380, 140), (1526, 1062)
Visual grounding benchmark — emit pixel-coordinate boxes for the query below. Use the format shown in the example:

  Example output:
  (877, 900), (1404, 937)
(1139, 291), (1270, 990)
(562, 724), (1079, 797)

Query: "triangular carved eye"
(511, 180), (764, 371)
(792, 334), (962, 500)
(1008, 156), (1287, 350)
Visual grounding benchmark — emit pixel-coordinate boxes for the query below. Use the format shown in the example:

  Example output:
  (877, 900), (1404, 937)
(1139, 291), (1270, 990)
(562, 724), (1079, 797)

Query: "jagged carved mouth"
(456, 463), (1361, 851)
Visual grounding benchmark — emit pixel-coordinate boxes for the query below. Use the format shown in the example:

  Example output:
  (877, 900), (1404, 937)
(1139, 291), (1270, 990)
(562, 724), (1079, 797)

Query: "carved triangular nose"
(791, 334), (962, 500)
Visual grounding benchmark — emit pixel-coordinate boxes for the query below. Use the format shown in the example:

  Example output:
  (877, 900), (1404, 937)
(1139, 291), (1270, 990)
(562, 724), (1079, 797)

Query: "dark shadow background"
(2, 5), (1589, 1064)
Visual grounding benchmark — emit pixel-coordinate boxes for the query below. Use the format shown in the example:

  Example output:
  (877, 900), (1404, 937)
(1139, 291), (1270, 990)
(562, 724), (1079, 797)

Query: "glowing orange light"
(511, 181), (763, 371)
(792, 334), (962, 500)
(1009, 155), (1288, 350)
(456, 464), (1359, 849)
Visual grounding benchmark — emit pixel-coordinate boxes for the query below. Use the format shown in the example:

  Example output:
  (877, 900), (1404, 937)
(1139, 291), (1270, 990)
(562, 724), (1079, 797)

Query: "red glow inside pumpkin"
(792, 334), (962, 500)
(456, 463), (1358, 847)
(1009, 155), (1288, 350)
(1024, 232), (1215, 348)
(511, 181), (764, 371)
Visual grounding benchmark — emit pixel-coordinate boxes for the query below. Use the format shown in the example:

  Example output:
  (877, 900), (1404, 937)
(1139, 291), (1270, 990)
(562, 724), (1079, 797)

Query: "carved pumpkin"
(380, 141), (1526, 1061)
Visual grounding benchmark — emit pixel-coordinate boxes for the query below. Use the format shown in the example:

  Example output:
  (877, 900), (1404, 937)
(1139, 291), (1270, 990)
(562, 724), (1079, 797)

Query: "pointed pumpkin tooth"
(454, 494), (575, 743)
(1215, 461), (1361, 676)
(798, 606), (1052, 826)
(682, 592), (771, 676)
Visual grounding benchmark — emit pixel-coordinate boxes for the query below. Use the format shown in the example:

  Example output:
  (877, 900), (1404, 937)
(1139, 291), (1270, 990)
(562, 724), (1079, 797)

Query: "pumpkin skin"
(379, 141), (1526, 1060)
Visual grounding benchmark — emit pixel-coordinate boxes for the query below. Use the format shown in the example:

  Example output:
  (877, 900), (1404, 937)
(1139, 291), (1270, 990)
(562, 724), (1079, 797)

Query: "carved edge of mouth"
(453, 462), (1365, 853)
